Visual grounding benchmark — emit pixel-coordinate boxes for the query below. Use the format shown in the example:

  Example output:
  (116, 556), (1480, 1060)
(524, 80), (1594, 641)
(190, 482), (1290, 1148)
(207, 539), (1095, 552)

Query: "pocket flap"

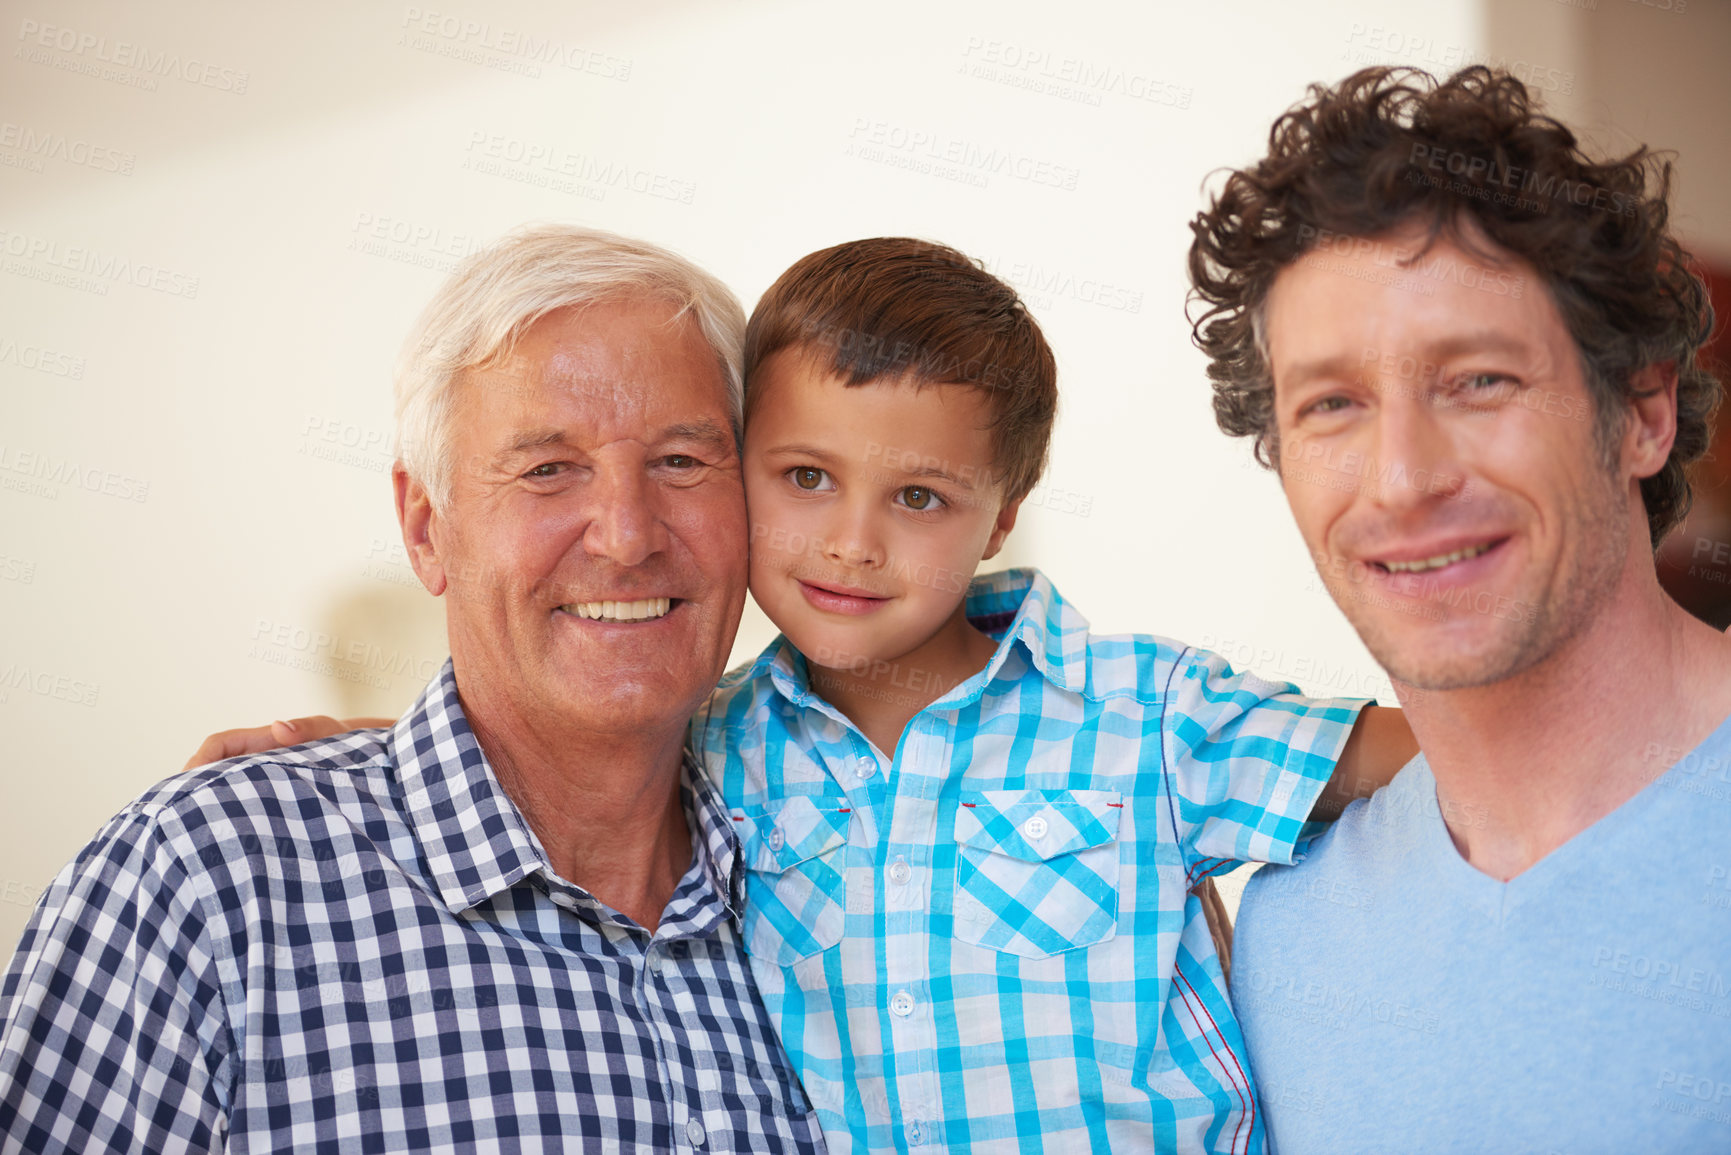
(735, 795), (853, 874)
(954, 789), (1122, 862)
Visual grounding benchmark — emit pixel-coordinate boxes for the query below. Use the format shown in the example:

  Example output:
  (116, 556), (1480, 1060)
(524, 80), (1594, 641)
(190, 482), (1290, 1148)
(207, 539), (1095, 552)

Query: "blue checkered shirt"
(0, 662), (825, 1153)
(694, 569), (1368, 1154)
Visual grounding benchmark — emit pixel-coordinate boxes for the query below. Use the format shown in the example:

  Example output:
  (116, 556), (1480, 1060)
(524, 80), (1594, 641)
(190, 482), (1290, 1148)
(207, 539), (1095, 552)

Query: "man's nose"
(582, 464), (669, 567)
(1365, 390), (1467, 511)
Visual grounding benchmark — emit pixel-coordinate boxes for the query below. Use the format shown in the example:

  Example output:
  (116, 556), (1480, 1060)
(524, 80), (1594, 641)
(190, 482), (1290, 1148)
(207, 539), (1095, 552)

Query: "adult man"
(1187, 66), (1731, 1149)
(0, 227), (824, 1151)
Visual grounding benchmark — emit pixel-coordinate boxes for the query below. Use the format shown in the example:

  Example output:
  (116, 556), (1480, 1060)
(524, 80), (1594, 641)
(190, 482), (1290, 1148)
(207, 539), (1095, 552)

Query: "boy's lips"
(797, 579), (891, 616)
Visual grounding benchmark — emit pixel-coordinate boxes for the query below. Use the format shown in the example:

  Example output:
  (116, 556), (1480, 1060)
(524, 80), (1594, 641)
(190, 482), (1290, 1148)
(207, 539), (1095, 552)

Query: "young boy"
(188, 237), (1413, 1153)
(688, 237), (1412, 1153)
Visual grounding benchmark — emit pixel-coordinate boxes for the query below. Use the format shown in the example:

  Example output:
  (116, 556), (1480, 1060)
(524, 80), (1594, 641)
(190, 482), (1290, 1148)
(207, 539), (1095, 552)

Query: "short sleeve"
(0, 810), (230, 1153)
(1160, 645), (1369, 873)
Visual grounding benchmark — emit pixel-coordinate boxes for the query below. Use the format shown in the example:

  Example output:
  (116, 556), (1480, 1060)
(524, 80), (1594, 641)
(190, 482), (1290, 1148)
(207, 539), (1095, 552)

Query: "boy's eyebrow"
(760, 442), (840, 463)
(762, 441), (983, 488)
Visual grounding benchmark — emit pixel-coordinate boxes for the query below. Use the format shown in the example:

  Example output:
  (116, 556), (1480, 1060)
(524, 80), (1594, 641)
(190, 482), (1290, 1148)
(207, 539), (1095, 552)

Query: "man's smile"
(556, 596), (679, 623)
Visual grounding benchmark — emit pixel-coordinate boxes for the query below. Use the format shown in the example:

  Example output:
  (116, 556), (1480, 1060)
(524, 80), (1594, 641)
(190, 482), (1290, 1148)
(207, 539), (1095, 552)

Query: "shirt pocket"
(952, 788), (1122, 958)
(736, 795), (854, 967)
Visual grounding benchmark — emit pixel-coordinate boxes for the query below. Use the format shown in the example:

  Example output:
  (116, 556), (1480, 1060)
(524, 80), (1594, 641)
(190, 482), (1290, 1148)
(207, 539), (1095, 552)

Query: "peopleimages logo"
(15, 18), (249, 93)
(0, 228), (199, 299)
(0, 122), (134, 174)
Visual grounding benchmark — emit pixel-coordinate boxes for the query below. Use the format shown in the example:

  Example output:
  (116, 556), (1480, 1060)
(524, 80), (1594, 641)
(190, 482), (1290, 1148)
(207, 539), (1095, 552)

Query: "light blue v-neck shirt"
(1233, 713), (1731, 1154)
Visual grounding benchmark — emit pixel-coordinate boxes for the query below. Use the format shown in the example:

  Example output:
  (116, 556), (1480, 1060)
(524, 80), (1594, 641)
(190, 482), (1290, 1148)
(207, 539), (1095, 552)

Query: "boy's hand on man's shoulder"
(182, 715), (383, 771)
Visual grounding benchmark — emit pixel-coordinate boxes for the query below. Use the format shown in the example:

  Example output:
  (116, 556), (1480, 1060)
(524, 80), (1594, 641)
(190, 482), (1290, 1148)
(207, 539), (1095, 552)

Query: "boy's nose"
(821, 511), (884, 569)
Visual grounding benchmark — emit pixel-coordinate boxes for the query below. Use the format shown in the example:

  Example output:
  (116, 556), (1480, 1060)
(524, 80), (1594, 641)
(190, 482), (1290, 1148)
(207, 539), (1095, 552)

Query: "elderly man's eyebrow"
(490, 422), (733, 468)
(660, 420), (735, 452)
(494, 429), (571, 462)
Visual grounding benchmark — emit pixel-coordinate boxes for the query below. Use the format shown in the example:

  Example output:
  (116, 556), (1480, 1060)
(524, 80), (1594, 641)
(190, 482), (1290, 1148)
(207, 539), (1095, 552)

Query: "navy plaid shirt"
(0, 662), (825, 1153)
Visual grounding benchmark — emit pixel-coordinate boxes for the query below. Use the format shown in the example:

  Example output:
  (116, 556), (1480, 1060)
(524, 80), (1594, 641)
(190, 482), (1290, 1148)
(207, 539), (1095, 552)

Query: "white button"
(767, 827), (785, 852)
(855, 757), (877, 778)
(890, 990), (915, 1017)
(686, 1116), (706, 1146)
(1023, 815), (1048, 841)
(888, 859), (912, 886)
(908, 1120), (925, 1146)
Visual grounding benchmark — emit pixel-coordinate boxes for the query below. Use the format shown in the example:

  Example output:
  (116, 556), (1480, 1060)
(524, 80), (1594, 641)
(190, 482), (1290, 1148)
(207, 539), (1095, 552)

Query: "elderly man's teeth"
(564, 597), (672, 622)
(1382, 543), (1493, 574)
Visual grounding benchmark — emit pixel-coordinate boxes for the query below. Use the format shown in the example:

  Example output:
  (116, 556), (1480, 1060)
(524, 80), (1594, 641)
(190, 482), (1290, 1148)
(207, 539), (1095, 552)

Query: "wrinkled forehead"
(459, 302), (732, 442)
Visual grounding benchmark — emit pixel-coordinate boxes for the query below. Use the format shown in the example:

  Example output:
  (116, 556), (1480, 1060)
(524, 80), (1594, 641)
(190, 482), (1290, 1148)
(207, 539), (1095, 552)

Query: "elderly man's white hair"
(394, 223), (746, 512)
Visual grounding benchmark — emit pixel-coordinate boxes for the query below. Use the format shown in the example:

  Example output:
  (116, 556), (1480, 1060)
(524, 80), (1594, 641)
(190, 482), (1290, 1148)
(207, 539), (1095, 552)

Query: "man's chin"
(1354, 611), (1551, 694)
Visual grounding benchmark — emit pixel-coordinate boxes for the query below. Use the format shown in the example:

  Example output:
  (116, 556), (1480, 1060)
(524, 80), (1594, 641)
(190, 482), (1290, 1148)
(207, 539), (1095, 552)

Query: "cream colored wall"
(10, 0), (1625, 950)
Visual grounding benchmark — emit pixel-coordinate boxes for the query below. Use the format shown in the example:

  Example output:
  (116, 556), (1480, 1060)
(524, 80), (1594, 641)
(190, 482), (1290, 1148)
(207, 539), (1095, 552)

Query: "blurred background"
(2, 0), (1727, 943)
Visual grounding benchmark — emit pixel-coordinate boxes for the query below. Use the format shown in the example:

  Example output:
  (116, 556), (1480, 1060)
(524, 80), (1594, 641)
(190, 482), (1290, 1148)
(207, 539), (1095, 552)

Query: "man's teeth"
(563, 597), (672, 622)
(1381, 543), (1493, 574)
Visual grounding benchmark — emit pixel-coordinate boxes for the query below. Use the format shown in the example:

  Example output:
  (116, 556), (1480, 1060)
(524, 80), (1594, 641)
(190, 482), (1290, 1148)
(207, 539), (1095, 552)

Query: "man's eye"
(1305, 396), (1353, 416)
(525, 463), (564, 478)
(1443, 372), (1519, 407)
(789, 467), (832, 491)
(665, 454), (697, 469)
(898, 486), (944, 511)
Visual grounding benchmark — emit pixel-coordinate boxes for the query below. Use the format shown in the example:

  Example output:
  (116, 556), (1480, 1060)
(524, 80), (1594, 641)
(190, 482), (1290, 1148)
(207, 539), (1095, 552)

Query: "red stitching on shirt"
(1174, 963), (1254, 1155)
(1107, 803), (1123, 808)
(1194, 859), (1236, 884)
(1186, 856), (1225, 887)
(836, 809), (852, 814)
(960, 802), (976, 808)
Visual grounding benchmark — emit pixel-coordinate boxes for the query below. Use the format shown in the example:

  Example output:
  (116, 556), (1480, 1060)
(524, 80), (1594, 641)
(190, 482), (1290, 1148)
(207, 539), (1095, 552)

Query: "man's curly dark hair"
(1186, 65), (1719, 546)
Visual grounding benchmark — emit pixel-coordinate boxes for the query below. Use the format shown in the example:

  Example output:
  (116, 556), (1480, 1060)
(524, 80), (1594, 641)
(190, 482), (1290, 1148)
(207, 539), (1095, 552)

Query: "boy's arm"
(183, 715), (392, 769)
(1307, 704), (1418, 824)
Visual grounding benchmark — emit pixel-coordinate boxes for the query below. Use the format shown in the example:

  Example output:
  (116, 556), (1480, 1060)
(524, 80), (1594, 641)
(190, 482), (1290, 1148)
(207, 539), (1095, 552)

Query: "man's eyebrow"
(491, 422), (734, 467)
(1282, 332), (1537, 391)
(1417, 331), (1535, 363)
(494, 429), (570, 462)
(660, 420), (735, 452)
(1279, 353), (1365, 392)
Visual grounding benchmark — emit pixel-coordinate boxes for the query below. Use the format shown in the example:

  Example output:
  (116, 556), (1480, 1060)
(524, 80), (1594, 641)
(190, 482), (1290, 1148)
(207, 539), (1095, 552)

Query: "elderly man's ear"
(393, 463), (449, 597)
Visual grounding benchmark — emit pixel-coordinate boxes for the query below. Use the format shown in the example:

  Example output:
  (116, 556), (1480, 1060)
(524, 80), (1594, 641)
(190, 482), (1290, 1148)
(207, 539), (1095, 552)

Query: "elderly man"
(1187, 67), (1731, 1149)
(0, 227), (824, 1151)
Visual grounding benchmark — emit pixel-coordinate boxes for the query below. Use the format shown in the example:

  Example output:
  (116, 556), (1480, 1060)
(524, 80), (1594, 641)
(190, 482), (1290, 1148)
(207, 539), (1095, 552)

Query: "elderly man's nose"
(582, 470), (667, 566)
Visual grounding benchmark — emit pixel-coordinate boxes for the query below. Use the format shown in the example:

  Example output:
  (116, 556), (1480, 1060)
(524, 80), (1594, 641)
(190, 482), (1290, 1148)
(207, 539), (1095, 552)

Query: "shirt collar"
(749, 566), (1090, 710)
(391, 659), (744, 919)
(681, 751), (747, 919)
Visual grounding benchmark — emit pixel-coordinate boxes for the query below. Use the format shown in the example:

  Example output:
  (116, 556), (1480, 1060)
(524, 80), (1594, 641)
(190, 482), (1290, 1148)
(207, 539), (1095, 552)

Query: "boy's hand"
(182, 716), (386, 770)
(1310, 704), (1419, 823)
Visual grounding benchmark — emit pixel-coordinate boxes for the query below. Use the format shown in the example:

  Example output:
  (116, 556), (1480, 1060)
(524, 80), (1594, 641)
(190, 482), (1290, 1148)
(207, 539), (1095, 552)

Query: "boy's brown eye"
(793, 467), (826, 490)
(901, 486), (935, 510)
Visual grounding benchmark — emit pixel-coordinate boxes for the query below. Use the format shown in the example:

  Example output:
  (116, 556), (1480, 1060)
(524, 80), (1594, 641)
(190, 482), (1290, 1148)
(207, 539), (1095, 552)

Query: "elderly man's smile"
(557, 596), (677, 622)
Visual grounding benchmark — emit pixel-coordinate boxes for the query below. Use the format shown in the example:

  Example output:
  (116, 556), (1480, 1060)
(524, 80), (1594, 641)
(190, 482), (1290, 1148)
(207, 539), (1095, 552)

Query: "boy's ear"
(981, 493), (1023, 561)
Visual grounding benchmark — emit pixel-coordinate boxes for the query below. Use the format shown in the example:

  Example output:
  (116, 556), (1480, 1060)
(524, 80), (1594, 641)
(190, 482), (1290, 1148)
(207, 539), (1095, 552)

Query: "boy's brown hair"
(743, 237), (1058, 502)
